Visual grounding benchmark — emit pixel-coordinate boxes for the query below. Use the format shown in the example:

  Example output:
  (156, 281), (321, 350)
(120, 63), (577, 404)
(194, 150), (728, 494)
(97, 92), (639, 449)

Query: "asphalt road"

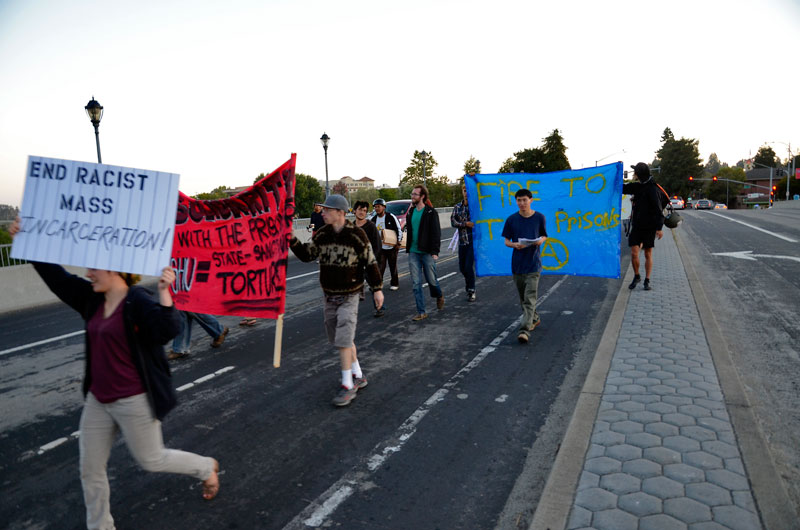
(0, 226), (624, 530)
(676, 206), (800, 514)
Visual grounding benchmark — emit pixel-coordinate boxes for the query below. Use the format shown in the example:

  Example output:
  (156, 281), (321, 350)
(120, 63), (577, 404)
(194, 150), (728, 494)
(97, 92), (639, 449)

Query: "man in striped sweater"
(290, 194), (384, 407)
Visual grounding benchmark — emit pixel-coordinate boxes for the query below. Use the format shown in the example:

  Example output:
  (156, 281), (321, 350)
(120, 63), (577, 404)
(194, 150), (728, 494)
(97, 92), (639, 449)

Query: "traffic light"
(688, 176), (693, 181)
(713, 176), (718, 181)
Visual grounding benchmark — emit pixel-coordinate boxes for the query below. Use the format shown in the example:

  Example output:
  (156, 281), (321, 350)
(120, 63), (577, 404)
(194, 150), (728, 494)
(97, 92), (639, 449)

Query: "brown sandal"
(202, 458), (220, 500)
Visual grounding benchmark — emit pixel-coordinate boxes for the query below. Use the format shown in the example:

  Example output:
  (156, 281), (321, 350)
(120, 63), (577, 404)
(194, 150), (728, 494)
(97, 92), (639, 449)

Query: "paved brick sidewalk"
(566, 233), (762, 530)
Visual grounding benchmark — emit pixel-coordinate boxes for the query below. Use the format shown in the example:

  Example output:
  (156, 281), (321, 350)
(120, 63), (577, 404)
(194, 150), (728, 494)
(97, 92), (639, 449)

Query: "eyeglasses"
(410, 192), (420, 197)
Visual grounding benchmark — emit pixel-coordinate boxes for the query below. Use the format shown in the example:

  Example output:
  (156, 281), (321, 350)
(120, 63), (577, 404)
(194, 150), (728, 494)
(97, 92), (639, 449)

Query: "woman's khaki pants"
(80, 392), (214, 530)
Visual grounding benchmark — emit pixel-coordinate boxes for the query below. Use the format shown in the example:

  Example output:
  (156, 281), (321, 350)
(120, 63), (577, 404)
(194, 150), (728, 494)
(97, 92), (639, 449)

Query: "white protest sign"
(12, 156), (180, 276)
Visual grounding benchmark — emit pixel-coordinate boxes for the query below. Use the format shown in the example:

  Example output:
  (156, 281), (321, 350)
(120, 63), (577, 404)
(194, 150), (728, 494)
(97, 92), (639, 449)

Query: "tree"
(194, 185), (230, 200)
(331, 181), (348, 197)
(706, 166), (745, 205)
(350, 187), (380, 205)
(401, 150), (439, 186)
(0, 204), (19, 221)
(704, 153), (721, 177)
(653, 127), (704, 198)
(754, 146), (778, 168)
(463, 156), (481, 175)
(377, 188), (399, 202)
(497, 129), (571, 174)
(293, 173), (325, 218)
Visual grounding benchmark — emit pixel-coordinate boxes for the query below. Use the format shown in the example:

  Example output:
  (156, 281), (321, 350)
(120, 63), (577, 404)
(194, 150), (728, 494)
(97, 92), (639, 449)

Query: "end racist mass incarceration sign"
(12, 156), (180, 276)
(170, 154), (296, 319)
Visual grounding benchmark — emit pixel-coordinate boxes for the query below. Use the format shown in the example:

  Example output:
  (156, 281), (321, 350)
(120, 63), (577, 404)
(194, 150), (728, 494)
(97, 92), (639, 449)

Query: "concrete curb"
(528, 266), (633, 530)
(674, 229), (800, 530)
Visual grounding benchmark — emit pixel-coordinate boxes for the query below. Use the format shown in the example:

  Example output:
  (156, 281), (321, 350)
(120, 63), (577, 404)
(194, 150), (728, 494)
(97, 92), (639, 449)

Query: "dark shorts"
(628, 228), (656, 249)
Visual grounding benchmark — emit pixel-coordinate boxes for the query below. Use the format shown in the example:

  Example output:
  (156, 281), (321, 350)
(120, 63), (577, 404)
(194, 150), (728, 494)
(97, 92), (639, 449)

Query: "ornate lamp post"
(320, 132), (330, 196)
(85, 97), (104, 163)
(420, 150), (428, 188)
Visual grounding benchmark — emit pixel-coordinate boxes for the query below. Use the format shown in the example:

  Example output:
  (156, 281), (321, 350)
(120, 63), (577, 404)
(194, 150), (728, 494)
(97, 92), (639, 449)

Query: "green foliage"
(194, 185), (230, 200)
(293, 173), (325, 218)
(253, 173), (267, 184)
(704, 153), (721, 176)
(463, 156), (481, 175)
(350, 187), (380, 205)
(398, 174), (459, 207)
(705, 166), (746, 205)
(754, 146), (778, 168)
(653, 127), (704, 198)
(0, 225), (11, 244)
(378, 188), (399, 201)
(400, 150), (439, 186)
(0, 204), (19, 221)
(498, 129), (571, 173)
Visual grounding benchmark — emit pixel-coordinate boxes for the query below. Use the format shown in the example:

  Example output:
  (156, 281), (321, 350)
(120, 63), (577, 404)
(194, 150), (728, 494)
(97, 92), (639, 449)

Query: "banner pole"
(273, 313), (284, 368)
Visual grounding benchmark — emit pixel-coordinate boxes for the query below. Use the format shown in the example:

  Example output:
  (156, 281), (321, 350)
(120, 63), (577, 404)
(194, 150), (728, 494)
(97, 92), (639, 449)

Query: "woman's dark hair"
(120, 272), (141, 286)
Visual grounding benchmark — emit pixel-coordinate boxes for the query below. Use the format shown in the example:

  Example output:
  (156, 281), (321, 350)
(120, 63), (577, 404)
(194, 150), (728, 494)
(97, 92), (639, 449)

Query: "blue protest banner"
(465, 162), (622, 279)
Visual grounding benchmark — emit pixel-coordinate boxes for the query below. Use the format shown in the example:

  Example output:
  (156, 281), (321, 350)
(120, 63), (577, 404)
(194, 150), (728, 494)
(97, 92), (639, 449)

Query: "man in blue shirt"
(501, 189), (548, 344)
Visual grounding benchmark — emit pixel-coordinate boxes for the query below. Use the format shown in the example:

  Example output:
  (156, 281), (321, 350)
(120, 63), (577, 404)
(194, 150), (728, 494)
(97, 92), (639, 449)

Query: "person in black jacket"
(9, 219), (220, 530)
(369, 198), (403, 291)
(405, 185), (445, 320)
(622, 163), (665, 290)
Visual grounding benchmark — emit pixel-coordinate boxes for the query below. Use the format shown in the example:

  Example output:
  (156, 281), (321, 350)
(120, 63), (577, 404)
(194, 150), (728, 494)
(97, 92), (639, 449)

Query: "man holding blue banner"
(502, 189), (548, 344)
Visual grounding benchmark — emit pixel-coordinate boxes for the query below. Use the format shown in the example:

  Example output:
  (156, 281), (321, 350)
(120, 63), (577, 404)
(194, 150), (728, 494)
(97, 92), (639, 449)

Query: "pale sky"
(1, 0), (798, 207)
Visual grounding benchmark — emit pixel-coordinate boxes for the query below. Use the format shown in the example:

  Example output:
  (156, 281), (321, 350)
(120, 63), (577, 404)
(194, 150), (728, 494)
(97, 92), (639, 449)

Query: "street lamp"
(85, 97), (103, 163)
(420, 150), (428, 188)
(320, 132), (330, 196)
(595, 149), (626, 167)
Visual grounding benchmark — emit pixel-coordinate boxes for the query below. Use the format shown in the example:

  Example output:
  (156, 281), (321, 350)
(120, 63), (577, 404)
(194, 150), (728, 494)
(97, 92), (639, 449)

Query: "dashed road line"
(26, 366), (236, 459)
(282, 276), (567, 529)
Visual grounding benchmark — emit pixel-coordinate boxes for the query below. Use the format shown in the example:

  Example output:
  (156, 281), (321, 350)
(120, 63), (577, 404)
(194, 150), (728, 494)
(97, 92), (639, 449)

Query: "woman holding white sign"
(10, 219), (220, 530)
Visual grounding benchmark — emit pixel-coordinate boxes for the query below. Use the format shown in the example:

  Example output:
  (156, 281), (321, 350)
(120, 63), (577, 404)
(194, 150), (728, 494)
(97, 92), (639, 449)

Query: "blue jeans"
(458, 242), (475, 293)
(408, 252), (442, 314)
(172, 312), (224, 353)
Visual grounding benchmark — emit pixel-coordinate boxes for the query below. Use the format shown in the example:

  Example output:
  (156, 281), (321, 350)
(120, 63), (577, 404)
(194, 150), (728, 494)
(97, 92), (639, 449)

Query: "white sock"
(341, 370), (354, 389)
(351, 361), (363, 379)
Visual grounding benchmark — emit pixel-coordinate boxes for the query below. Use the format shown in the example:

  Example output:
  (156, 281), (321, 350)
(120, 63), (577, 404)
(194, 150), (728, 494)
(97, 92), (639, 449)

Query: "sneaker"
(437, 296), (445, 310)
(211, 327), (229, 348)
(628, 275), (641, 290)
(643, 278), (652, 291)
(412, 313), (428, 322)
(468, 291), (476, 302)
(167, 350), (190, 361)
(517, 331), (529, 344)
(332, 385), (358, 407)
(374, 307), (386, 318)
(529, 319), (541, 331)
(389, 285), (399, 291)
(353, 375), (368, 390)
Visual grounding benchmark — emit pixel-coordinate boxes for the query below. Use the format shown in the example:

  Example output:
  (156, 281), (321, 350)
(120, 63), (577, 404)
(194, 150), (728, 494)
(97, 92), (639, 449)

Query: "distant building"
(320, 176), (375, 193)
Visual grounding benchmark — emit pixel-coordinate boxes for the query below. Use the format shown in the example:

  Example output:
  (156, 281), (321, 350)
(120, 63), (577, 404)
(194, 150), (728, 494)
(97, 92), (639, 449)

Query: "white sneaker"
(389, 285), (399, 291)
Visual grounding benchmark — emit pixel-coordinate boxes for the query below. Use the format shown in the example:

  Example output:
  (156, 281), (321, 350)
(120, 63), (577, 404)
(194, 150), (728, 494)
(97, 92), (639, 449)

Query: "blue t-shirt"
(501, 211), (548, 274)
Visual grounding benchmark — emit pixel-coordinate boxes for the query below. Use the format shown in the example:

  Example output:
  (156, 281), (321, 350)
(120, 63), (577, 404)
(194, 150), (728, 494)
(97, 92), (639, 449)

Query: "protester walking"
(405, 185), (444, 321)
(309, 203), (325, 237)
(451, 182), (476, 302)
(622, 162), (665, 291)
(9, 219), (220, 530)
(289, 195), (384, 407)
(369, 198), (402, 291)
(501, 189), (548, 344)
(169, 311), (229, 360)
(353, 200), (385, 317)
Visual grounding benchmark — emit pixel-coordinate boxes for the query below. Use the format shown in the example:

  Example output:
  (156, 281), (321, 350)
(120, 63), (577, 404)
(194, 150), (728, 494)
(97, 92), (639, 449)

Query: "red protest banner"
(170, 154), (296, 319)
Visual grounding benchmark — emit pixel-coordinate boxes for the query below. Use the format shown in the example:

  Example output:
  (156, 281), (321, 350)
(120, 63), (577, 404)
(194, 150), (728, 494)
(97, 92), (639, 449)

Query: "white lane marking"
(495, 394), (509, 403)
(28, 366), (236, 458)
(712, 250), (800, 263)
(562, 310), (573, 315)
(287, 270), (318, 281)
(422, 271), (457, 289)
(0, 330), (85, 357)
(457, 393), (469, 400)
(708, 212), (798, 242)
(283, 276), (568, 529)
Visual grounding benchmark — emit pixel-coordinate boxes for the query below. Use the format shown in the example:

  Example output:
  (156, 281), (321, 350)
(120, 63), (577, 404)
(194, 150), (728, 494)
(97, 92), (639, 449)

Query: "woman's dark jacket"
(33, 262), (182, 420)
(405, 204), (441, 255)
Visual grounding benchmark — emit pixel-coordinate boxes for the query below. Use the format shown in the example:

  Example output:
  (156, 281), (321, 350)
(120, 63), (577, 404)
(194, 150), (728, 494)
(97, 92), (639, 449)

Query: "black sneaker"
(643, 278), (652, 291)
(628, 275), (641, 290)
(374, 307), (386, 318)
(332, 386), (358, 406)
(468, 291), (476, 302)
